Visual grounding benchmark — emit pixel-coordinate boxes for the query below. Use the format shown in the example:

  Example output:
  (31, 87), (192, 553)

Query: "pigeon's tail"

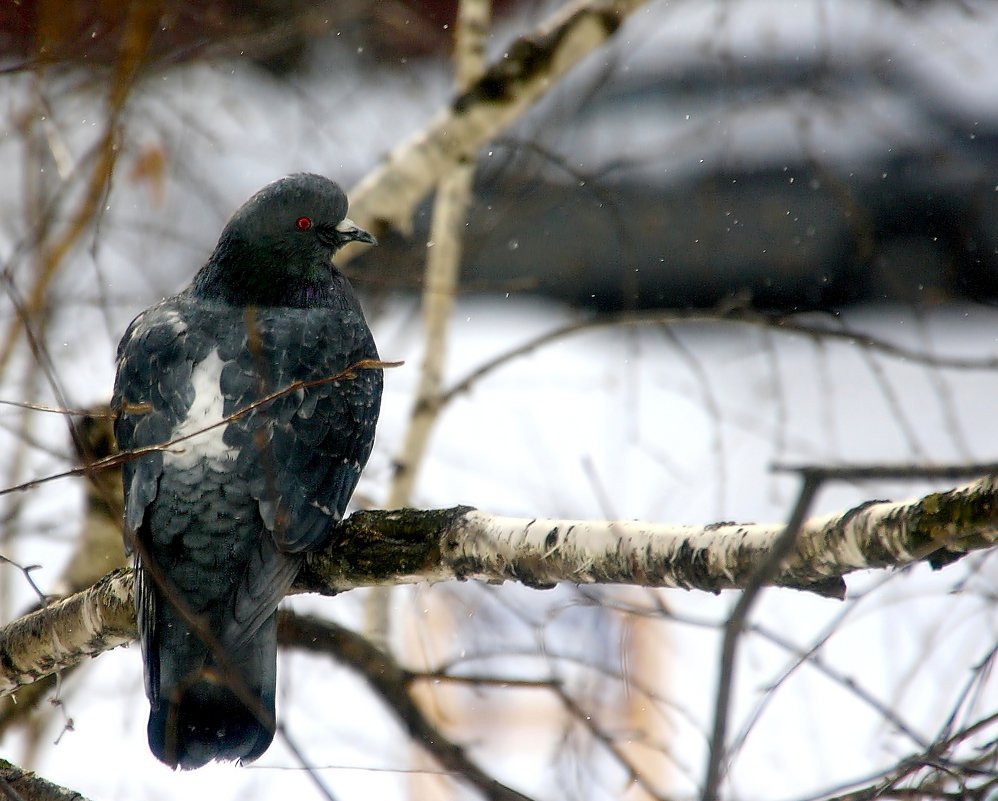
(146, 615), (277, 770)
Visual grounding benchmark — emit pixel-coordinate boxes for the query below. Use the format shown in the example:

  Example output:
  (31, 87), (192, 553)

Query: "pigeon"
(112, 173), (382, 769)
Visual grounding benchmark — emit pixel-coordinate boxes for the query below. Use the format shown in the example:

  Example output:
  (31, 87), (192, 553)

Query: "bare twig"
(0, 359), (400, 499)
(552, 683), (671, 801)
(276, 725), (342, 801)
(0, 400), (107, 416)
(277, 611), (535, 801)
(701, 474), (822, 801)
(0, 556), (47, 607)
(773, 463), (998, 482)
(438, 309), (998, 413)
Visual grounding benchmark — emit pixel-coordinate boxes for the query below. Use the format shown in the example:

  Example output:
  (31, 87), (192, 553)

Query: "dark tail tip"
(148, 680), (275, 770)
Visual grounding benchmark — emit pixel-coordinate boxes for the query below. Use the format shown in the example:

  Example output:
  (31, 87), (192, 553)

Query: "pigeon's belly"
(163, 349), (236, 470)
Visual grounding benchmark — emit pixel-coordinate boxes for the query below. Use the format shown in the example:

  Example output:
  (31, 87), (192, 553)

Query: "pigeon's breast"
(163, 349), (235, 471)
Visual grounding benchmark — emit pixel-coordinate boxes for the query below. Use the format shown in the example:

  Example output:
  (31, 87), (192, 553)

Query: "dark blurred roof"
(346, 14), (998, 311)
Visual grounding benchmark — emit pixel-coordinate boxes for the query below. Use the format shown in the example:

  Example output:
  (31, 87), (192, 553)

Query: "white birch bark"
(0, 570), (134, 696)
(1, 474), (995, 697)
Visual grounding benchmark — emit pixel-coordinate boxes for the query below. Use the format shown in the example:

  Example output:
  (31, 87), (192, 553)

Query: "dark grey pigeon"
(112, 173), (382, 770)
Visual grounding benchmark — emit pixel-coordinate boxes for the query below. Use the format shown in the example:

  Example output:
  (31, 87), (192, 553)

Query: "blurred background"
(0, 1), (996, 800)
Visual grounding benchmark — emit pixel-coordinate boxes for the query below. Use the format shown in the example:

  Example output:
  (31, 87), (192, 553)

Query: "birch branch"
(0, 758), (92, 801)
(385, 7), (496, 795)
(2, 474), (996, 697)
(0, 569), (134, 696)
(341, 0), (649, 246)
(388, 0), (491, 487)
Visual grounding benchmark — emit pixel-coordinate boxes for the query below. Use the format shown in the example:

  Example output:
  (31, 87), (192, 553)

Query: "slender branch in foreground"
(702, 474), (822, 801)
(1, 473), (996, 696)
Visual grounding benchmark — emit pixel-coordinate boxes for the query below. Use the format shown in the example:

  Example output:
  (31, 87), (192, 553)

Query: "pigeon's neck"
(191, 244), (342, 309)
(190, 267), (343, 309)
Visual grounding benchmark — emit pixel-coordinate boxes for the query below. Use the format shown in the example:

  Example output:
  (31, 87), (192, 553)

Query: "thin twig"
(277, 611), (536, 801)
(0, 556), (47, 605)
(277, 725), (341, 801)
(773, 463), (998, 481)
(0, 399), (106, 416)
(552, 683), (671, 801)
(438, 309), (998, 412)
(0, 359), (399, 499)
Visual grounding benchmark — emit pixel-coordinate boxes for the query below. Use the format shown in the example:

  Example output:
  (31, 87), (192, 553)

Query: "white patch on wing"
(164, 349), (235, 469)
(309, 500), (334, 516)
(159, 309), (186, 335)
(131, 306), (186, 339)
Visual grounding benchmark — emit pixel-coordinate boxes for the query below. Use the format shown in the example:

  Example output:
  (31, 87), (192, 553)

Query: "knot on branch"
(297, 506), (477, 594)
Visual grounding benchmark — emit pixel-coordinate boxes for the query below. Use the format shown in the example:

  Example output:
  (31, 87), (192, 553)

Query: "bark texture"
(1, 474), (996, 697)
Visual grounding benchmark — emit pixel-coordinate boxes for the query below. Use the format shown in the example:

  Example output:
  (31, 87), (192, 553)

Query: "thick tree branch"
(302, 474), (998, 595)
(2, 474), (996, 696)
(0, 759), (91, 801)
(0, 410), (125, 736)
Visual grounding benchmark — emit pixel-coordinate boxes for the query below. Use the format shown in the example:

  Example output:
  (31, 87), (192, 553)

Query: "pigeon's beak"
(335, 217), (377, 246)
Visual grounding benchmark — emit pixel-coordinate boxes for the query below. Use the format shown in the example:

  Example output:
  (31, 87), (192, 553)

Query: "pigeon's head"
(193, 173), (375, 306)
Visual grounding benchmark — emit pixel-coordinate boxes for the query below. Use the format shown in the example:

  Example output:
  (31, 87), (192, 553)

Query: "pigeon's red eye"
(295, 216), (312, 231)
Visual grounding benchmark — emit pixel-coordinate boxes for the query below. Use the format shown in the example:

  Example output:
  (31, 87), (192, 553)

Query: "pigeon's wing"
(113, 301), (207, 548)
(222, 304), (383, 557)
(215, 304), (381, 646)
(266, 305), (383, 554)
(112, 299), (214, 701)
